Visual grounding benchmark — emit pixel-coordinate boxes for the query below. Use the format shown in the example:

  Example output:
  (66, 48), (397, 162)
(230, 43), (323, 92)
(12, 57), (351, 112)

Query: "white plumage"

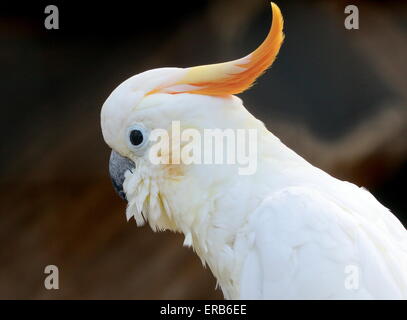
(100, 2), (407, 299)
(239, 179), (407, 299)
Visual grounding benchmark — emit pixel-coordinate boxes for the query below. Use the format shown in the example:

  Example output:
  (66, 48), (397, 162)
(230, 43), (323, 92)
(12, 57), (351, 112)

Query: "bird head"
(100, 2), (284, 231)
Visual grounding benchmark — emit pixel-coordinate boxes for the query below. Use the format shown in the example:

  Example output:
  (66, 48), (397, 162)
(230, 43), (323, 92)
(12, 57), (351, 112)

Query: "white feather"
(101, 68), (407, 300)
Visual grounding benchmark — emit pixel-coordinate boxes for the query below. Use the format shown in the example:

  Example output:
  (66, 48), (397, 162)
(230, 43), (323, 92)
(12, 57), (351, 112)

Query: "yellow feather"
(149, 2), (284, 96)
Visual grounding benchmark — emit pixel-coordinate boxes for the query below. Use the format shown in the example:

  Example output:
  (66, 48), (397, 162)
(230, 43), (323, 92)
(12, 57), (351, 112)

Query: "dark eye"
(126, 124), (148, 152)
(129, 129), (144, 146)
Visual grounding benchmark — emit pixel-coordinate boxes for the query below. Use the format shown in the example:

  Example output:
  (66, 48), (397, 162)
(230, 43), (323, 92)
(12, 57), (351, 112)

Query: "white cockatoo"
(101, 3), (407, 299)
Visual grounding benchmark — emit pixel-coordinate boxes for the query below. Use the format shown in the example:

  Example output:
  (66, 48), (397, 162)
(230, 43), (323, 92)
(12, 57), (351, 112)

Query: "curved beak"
(109, 150), (135, 201)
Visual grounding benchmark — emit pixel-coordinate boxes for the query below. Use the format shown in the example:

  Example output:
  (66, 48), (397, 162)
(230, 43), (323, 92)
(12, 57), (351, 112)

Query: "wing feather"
(240, 186), (407, 299)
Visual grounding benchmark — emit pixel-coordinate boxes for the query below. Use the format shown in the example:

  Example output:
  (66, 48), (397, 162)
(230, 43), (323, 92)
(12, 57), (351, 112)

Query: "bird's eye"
(126, 124), (148, 151)
(129, 129), (143, 146)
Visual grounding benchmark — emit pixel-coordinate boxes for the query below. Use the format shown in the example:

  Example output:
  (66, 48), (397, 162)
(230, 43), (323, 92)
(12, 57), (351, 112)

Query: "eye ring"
(126, 124), (149, 152)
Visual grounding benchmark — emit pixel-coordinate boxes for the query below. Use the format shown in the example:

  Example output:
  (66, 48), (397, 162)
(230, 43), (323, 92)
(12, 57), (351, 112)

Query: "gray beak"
(109, 150), (135, 201)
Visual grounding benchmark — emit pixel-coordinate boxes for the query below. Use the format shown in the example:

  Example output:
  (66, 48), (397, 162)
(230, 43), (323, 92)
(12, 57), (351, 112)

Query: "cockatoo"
(101, 3), (407, 299)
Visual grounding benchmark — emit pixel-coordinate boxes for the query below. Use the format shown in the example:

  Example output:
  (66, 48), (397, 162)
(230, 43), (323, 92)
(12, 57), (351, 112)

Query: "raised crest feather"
(149, 2), (284, 96)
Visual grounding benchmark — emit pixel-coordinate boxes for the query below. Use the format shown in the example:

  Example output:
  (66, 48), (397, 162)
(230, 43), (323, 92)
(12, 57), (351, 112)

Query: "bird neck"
(124, 129), (311, 298)
(157, 133), (311, 298)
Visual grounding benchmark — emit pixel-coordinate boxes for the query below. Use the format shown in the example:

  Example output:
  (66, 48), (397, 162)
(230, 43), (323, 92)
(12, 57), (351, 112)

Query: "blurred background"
(0, 0), (406, 299)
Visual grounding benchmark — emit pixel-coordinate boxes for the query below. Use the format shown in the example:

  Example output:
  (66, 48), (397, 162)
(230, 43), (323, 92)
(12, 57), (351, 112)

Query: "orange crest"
(149, 2), (284, 96)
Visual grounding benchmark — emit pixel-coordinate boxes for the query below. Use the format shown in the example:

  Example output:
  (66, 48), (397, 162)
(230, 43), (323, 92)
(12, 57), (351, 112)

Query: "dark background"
(0, 0), (406, 299)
